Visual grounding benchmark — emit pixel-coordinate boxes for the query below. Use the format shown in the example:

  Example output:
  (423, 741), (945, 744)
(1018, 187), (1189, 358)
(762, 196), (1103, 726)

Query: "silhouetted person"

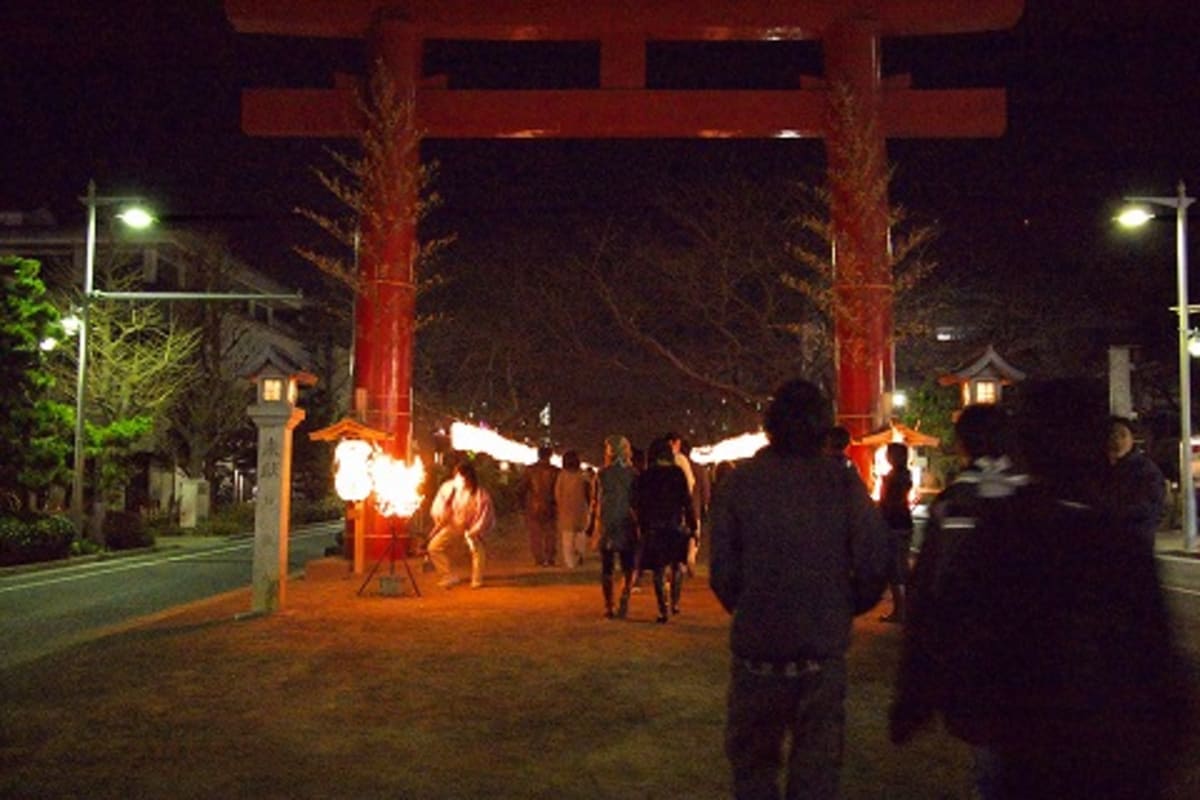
(822, 425), (854, 471)
(889, 382), (1192, 799)
(632, 436), (697, 623)
(517, 446), (559, 566)
(1100, 415), (1166, 551)
(590, 435), (638, 618)
(877, 442), (913, 623)
(554, 449), (592, 568)
(710, 378), (890, 799)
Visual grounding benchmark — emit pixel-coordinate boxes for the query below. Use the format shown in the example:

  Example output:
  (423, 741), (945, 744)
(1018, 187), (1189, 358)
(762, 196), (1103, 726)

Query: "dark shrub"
(0, 515), (28, 565)
(292, 494), (344, 525)
(32, 514), (76, 560)
(0, 513), (76, 565)
(103, 510), (154, 551)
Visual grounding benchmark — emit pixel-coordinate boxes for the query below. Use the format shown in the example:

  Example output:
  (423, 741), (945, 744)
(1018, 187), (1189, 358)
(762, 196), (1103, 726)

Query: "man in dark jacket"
(1101, 415), (1166, 550)
(710, 379), (890, 799)
(517, 446), (559, 566)
(890, 384), (1192, 800)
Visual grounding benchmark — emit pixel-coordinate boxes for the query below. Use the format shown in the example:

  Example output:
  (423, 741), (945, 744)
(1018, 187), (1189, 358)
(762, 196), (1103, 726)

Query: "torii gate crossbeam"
(227, 0), (1022, 529)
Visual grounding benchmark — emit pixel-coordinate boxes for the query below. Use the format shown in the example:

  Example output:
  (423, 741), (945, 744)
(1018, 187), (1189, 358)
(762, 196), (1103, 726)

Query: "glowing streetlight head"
(1116, 207), (1155, 228)
(1189, 332), (1200, 359)
(115, 206), (156, 229)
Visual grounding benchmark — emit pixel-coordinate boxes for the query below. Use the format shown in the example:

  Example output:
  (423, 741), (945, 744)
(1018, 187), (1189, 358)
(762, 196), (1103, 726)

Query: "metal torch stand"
(357, 516), (422, 597)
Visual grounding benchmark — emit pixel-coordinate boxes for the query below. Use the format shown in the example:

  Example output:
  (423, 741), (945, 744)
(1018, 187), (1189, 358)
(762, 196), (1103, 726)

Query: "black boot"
(602, 576), (615, 618)
(617, 574), (632, 619)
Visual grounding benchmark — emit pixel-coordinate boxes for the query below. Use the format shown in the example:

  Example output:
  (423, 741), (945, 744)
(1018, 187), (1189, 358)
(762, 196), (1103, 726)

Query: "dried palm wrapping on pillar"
(228, 0), (1023, 538)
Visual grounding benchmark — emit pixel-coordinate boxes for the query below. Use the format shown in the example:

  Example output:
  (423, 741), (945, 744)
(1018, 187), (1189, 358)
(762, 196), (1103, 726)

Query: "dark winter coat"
(709, 447), (890, 662)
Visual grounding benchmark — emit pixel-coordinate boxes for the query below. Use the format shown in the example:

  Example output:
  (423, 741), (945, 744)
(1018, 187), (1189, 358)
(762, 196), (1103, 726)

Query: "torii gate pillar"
(823, 18), (895, 476)
(354, 20), (420, 463)
(227, 0), (1023, 492)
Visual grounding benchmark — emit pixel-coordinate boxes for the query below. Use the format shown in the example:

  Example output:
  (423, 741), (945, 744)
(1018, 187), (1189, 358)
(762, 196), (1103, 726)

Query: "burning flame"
(333, 439), (426, 517)
(334, 439), (373, 502)
(450, 421), (541, 465)
(371, 454), (426, 518)
(689, 431), (768, 464)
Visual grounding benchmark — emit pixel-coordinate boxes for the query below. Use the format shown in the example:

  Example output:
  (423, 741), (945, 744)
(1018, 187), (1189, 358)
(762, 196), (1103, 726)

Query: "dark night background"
(3, 1), (1200, 420)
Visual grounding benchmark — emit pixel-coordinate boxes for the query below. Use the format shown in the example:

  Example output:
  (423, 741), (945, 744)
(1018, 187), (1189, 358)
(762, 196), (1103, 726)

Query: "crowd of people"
(424, 427), (716, 624)
(418, 376), (1193, 799)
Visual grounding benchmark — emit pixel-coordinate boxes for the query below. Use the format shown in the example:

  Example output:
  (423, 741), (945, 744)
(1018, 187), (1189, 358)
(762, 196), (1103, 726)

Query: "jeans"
(725, 656), (847, 800)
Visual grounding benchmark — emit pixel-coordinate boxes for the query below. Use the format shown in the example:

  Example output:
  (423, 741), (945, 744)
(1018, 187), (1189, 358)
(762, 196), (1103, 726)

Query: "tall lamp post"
(71, 181), (155, 535)
(1119, 181), (1197, 553)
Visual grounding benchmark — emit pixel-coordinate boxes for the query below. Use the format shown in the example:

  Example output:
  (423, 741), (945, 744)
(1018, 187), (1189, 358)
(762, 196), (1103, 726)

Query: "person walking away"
(517, 446), (559, 566)
(554, 450), (592, 568)
(888, 381), (1193, 800)
(590, 435), (638, 618)
(822, 425), (856, 473)
(632, 436), (697, 623)
(1100, 415), (1166, 553)
(426, 461), (496, 589)
(890, 403), (1027, 790)
(877, 442), (913, 623)
(710, 378), (890, 800)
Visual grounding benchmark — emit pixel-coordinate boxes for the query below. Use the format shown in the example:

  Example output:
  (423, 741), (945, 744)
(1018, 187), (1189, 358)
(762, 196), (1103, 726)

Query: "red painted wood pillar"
(356, 17), (420, 462)
(822, 18), (894, 485)
(357, 18), (421, 559)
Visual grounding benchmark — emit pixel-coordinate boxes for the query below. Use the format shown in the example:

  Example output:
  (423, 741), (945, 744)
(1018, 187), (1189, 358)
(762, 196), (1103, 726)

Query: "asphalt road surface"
(3, 521), (1198, 669)
(0, 521), (341, 669)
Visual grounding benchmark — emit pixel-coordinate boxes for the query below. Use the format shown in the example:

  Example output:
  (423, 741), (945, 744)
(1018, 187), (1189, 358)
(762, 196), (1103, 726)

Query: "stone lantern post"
(245, 347), (316, 614)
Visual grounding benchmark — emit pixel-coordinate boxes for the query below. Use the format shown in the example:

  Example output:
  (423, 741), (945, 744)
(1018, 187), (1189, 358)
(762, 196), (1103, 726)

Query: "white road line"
(0, 530), (329, 594)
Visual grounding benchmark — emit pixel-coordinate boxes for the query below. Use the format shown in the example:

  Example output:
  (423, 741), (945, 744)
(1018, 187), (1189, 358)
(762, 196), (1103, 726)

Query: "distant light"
(1116, 207), (1155, 228)
(892, 391), (908, 408)
(690, 431), (768, 464)
(935, 326), (960, 342)
(1189, 332), (1200, 359)
(39, 337), (58, 352)
(61, 313), (80, 336)
(116, 207), (156, 229)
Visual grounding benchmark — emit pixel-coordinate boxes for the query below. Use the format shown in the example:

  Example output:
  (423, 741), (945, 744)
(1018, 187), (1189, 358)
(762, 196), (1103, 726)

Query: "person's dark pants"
(526, 515), (556, 565)
(725, 656), (846, 800)
(600, 545), (636, 613)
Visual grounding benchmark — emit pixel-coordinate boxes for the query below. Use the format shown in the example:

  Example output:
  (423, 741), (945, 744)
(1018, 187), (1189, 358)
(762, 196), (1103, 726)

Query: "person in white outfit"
(426, 461), (496, 589)
(554, 450), (593, 568)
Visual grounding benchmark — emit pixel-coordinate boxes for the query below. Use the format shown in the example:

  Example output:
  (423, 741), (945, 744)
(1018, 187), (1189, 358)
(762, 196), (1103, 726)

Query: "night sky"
(3, 1), (1200, 353)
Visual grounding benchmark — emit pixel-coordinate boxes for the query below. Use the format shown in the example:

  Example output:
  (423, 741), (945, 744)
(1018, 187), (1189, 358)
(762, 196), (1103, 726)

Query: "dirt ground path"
(2, 519), (1197, 799)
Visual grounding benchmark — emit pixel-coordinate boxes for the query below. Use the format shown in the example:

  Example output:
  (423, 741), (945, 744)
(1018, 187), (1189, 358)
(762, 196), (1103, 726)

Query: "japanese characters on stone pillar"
(244, 347), (317, 614)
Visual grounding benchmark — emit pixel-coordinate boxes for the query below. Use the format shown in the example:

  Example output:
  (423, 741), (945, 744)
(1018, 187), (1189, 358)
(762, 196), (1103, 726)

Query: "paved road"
(3, 521), (1197, 669)
(0, 521), (341, 670)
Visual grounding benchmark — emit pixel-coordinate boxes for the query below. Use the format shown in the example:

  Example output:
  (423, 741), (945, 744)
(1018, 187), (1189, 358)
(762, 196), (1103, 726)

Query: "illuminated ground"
(1, 515), (1197, 799)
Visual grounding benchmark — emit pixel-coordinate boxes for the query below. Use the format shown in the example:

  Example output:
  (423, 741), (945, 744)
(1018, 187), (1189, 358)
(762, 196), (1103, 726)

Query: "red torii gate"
(226, 0), (1022, 486)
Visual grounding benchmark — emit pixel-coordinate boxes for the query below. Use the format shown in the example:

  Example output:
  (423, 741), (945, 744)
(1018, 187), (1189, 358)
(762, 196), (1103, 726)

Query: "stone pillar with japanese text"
(247, 397), (306, 613)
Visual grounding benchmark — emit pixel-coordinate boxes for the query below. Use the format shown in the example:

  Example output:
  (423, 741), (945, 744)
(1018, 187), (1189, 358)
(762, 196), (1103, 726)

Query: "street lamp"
(71, 180), (155, 536)
(1119, 180), (1197, 553)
